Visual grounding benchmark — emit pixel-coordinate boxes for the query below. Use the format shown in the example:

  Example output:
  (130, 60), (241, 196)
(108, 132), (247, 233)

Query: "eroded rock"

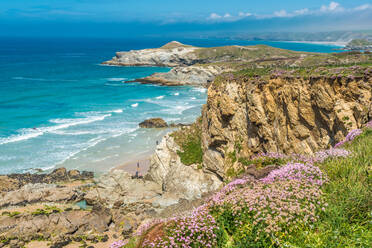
(201, 75), (372, 179)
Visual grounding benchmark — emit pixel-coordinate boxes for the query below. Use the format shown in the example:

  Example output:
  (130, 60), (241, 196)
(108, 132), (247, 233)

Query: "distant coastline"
(282, 40), (347, 47)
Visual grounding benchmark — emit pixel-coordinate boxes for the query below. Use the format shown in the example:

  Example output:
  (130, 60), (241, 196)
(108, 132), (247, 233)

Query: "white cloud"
(207, 2), (369, 22)
(294, 8), (309, 15)
(238, 12), (252, 17)
(274, 10), (289, 17)
(354, 4), (372, 11)
(209, 13), (222, 19)
(320, 2), (343, 12)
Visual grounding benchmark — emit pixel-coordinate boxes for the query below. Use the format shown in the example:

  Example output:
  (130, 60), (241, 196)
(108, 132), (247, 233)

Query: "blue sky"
(1, 1), (371, 37)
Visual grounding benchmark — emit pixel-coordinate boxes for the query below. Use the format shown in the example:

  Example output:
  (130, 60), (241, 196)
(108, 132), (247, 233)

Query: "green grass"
(238, 157), (287, 169)
(172, 118), (203, 166)
(281, 129), (372, 247)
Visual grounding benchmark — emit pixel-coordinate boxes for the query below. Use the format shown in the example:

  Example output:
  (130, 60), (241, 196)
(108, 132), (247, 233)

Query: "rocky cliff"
(201, 66), (372, 179)
(103, 41), (319, 86)
(103, 41), (198, 67)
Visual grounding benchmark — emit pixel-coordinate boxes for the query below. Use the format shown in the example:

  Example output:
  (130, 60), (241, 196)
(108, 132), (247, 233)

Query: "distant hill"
(346, 39), (372, 51)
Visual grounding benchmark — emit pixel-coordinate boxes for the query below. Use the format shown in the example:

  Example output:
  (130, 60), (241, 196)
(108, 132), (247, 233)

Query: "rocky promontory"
(103, 41), (315, 86)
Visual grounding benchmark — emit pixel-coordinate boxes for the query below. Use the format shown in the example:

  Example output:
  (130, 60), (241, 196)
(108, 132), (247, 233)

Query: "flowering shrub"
(260, 162), (327, 186)
(110, 240), (128, 248)
(119, 128), (368, 248)
(141, 205), (219, 248)
(249, 148), (350, 165)
(366, 120), (372, 129)
(334, 129), (363, 148)
(210, 179), (326, 246)
(313, 148), (351, 163)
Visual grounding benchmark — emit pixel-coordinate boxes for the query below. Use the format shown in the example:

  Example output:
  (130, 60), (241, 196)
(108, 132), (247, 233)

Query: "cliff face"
(146, 133), (222, 200)
(137, 65), (230, 87)
(104, 42), (198, 67)
(201, 74), (372, 178)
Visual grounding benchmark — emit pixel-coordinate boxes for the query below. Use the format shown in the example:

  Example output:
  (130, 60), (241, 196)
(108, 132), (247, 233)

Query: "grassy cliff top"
(193, 44), (302, 62)
(210, 52), (372, 86)
(347, 39), (372, 47)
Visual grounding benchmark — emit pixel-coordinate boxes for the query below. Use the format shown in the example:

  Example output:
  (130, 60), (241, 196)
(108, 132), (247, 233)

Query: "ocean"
(0, 37), (341, 174)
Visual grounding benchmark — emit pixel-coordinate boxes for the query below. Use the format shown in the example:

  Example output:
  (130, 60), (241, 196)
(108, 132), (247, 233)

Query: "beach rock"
(0, 168), (94, 193)
(0, 183), (84, 208)
(201, 74), (372, 179)
(84, 170), (162, 208)
(139, 118), (168, 128)
(0, 207), (112, 241)
(147, 134), (222, 200)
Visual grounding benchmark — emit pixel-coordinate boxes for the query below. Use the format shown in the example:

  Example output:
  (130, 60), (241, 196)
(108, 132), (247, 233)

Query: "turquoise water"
(0, 37), (341, 174)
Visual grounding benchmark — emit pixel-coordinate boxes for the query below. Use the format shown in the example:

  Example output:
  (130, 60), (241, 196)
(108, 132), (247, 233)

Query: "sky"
(0, 0), (372, 37)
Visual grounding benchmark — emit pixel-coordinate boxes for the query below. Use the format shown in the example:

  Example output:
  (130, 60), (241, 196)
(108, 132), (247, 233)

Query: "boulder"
(84, 170), (162, 208)
(139, 118), (168, 128)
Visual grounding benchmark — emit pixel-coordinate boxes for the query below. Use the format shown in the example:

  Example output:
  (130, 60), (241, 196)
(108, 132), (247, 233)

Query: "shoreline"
(282, 40), (347, 47)
(111, 152), (152, 176)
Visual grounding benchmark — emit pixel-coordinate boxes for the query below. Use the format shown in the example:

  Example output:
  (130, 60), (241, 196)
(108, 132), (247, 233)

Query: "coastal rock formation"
(105, 42), (311, 86)
(0, 167), (94, 192)
(0, 183), (84, 208)
(146, 134), (222, 200)
(139, 118), (168, 128)
(103, 41), (198, 67)
(201, 72), (372, 178)
(139, 118), (189, 128)
(84, 170), (163, 208)
(135, 65), (230, 87)
(0, 205), (112, 243)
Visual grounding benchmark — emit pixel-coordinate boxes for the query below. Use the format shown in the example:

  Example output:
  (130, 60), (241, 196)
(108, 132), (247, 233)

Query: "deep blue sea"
(0, 37), (341, 174)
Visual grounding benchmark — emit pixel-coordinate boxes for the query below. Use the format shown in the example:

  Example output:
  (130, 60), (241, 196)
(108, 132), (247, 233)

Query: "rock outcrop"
(134, 65), (231, 87)
(146, 134), (222, 200)
(201, 72), (372, 179)
(0, 167), (94, 193)
(139, 118), (168, 128)
(103, 41), (198, 67)
(0, 184), (84, 208)
(104, 41), (313, 86)
(139, 118), (189, 128)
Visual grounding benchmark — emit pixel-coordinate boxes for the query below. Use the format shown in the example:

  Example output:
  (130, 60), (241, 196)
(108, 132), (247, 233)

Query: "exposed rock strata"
(133, 65), (231, 87)
(201, 75), (372, 179)
(0, 184), (84, 208)
(146, 134), (222, 200)
(0, 168), (93, 193)
(103, 41), (198, 67)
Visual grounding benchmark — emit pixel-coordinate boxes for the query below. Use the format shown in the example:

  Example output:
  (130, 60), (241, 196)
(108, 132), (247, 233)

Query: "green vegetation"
(194, 45), (299, 63)
(1, 211), (21, 217)
(238, 157), (287, 169)
(31, 205), (63, 216)
(278, 129), (372, 247)
(172, 118), (203, 166)
(123, 126), (371, 248)
(347, 39), (372, 47)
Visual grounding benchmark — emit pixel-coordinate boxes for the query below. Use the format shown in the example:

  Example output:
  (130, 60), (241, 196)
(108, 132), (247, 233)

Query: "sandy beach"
(283, 40), (348, 47)
(112, 153), (152, 176)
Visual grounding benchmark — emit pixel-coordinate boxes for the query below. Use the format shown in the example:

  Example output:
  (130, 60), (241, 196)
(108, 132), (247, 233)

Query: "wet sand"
(111, 152), (152, 176)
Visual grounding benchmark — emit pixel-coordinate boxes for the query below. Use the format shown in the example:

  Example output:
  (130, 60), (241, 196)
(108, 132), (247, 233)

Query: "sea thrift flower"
(110, 240), (128, 248)
(313, 148), (351, 163)
(334, 129), (363, 148)
(260, 162), (327, 186)
(366, 120), (372, 129)
(142, 205), (218, 248)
